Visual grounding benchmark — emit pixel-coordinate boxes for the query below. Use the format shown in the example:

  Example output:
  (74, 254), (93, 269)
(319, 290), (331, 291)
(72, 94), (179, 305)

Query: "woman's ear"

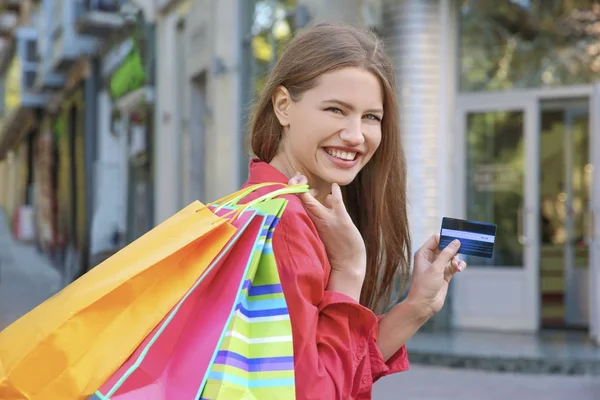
(272, 86), (292, 127)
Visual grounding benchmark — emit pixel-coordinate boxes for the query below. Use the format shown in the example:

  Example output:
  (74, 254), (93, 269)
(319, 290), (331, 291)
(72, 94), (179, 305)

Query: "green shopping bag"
(200, 196), (296, 399)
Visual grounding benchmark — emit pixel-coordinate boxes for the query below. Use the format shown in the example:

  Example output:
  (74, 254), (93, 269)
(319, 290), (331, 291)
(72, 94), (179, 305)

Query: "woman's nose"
(338, 119), (365, 146)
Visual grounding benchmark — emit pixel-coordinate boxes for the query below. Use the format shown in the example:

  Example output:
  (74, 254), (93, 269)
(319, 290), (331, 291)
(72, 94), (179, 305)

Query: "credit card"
(438, 217), (497, 258)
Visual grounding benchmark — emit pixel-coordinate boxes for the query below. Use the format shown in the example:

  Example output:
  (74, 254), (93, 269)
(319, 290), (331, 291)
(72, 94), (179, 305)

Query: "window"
(465, 110), (525, 266)
(248, 0), (297, 98)
(239, 0), (297, 182)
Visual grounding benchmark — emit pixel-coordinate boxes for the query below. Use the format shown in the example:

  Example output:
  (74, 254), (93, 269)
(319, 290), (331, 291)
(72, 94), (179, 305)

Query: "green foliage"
(460, 0), (600, 91)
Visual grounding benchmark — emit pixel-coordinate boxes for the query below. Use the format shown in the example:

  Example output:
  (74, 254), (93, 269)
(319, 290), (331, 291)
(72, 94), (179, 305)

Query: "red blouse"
(240, 160), (409, 400)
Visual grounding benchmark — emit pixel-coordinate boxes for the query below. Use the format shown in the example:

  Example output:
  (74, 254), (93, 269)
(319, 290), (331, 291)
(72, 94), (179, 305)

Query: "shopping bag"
(200, 197), (296, 400)
(92, 184), (304, 400)
(92, 208), (267, 399)
(0, 199), (236, 399)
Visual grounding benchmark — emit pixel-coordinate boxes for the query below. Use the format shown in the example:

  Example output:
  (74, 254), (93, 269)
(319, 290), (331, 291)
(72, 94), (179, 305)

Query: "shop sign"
(108, 37), (146, 100)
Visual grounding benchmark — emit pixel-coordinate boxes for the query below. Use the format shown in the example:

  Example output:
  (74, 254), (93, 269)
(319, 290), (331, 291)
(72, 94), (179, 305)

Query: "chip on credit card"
(438, 217), (497, 259)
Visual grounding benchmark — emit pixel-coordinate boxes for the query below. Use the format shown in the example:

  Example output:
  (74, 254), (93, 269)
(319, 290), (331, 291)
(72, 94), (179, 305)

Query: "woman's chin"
(319, 169), (359, 187)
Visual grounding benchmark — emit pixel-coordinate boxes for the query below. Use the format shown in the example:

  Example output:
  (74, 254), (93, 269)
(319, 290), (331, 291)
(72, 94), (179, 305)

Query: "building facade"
(0, 0), (155, 282)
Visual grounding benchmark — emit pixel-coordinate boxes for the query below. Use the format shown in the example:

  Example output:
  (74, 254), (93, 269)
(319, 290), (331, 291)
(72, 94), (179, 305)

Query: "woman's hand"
(406, 234), (467, 319)
(288, 173), (366, 301)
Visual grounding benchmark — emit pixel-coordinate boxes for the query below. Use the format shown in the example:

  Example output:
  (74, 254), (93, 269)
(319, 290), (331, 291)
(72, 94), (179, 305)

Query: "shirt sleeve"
(369, 316), (410, 382)
(273, 203), (408, 399)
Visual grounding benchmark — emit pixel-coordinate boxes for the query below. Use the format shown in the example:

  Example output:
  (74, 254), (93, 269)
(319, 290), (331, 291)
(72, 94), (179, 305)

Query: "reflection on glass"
(466, 111), (524, 266)
(250, 0), (297, 97)
(572, 114), (591, 269)
(460, 0), (600, 91)
(539, 103), (590, 327)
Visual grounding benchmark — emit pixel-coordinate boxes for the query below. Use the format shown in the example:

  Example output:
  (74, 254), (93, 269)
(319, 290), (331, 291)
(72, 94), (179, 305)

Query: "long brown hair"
(249, 22), (411, 314)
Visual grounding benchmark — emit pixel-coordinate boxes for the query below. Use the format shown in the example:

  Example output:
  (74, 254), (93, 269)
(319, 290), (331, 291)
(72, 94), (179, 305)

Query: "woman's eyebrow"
(321, 99), (383, 114)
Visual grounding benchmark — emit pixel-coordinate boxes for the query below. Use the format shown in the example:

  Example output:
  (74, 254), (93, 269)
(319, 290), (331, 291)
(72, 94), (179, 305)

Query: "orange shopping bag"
(0, 199), (236, 400)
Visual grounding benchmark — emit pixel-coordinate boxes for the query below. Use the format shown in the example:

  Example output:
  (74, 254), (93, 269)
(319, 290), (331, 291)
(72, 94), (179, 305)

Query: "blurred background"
(0, 0), (599, 398)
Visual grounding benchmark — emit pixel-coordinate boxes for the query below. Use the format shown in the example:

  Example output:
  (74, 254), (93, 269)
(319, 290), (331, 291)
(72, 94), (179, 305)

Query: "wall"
(382, 0), (452, 253)
(154, 1), (189, 224)
(155, 0), (243, 224)
(184, 0), (243, 203)
(89, 90), (128, 259)
(382, 0), (457, 322)
(298, 0), (362, 25)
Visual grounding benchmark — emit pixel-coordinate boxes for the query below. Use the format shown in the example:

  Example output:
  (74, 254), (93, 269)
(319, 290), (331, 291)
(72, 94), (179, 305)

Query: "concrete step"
(406, 329), (600, 376)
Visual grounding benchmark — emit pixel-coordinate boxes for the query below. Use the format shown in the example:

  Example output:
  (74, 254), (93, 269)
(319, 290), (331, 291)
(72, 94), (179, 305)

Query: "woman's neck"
(269, 152), (331, 203)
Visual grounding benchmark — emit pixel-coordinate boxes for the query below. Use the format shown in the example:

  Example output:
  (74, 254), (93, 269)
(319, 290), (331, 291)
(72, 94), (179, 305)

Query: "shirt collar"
(246, 158), (289, 185)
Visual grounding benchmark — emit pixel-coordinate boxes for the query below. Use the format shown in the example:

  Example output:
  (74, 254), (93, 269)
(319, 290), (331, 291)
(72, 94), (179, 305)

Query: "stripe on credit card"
(440, 229), (495, 243)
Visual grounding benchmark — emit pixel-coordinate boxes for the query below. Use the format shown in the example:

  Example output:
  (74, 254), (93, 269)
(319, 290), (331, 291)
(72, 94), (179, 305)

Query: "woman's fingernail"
(459, 261), (466, 271)
(451, 239), (461, 249)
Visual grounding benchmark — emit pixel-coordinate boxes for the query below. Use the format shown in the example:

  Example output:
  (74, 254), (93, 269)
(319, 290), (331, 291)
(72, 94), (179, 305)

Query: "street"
(373, 365), (600, 400)
(0, 211), (62, 331)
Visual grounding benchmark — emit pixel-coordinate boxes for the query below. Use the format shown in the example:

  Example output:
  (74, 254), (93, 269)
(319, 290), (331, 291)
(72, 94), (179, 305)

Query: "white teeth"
(326, 148), (357, 161)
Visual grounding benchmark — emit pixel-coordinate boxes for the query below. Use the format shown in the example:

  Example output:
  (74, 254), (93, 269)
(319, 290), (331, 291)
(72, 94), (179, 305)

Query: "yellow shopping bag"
(0, 200), (236, 399)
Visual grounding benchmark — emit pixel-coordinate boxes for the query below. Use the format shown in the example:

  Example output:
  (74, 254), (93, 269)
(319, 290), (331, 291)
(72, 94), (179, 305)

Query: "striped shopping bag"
(200, 197), (295, 399)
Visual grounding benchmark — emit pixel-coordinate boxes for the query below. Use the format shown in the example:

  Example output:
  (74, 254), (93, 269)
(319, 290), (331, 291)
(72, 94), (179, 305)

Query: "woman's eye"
(364, 114), (382, 122)
(326, 107), (343, 114)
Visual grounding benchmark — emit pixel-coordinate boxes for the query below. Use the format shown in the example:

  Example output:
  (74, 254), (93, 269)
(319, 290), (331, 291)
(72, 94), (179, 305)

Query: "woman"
(241, 22), (466, 399)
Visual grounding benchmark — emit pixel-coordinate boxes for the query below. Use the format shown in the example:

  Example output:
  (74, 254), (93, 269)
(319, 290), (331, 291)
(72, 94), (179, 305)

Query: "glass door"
(453, 95), (539, 332)
(538, 99), (591, 329)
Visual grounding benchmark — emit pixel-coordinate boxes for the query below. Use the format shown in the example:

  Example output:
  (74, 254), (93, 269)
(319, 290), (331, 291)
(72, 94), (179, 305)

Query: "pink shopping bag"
(93, 209), (265, 399)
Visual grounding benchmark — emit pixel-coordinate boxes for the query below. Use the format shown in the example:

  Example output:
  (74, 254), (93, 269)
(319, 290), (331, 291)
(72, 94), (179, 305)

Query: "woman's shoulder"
(238, 184), (317, 240)
(241, 186), (312, 232)
(240, 184), (330, 280)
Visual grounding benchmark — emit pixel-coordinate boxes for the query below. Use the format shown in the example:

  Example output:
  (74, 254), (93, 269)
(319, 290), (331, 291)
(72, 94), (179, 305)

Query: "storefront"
(33, 116), (58, 253)
(52, 87), (88, 280)
(0, 27), (47, 239)
(105, 26), (155, 243)
(433, 1), (600, 342)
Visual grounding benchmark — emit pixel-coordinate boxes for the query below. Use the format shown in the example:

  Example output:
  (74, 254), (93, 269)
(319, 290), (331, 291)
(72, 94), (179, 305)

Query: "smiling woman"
(240, 22), (465, 400)
(248, 22), (408, 314)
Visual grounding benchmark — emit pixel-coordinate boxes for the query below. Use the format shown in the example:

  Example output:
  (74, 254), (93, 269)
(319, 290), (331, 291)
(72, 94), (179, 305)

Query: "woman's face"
(271, 67), (383, 193)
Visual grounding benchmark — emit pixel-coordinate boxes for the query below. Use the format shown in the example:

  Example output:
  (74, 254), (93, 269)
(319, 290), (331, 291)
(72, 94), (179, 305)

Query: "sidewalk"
(0, 210), (62, 331)
(373, 365), (600, 400)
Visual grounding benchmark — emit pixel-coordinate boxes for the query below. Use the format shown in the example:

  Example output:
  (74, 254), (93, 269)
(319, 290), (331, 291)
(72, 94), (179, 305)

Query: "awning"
(0, 106), (36, 161)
